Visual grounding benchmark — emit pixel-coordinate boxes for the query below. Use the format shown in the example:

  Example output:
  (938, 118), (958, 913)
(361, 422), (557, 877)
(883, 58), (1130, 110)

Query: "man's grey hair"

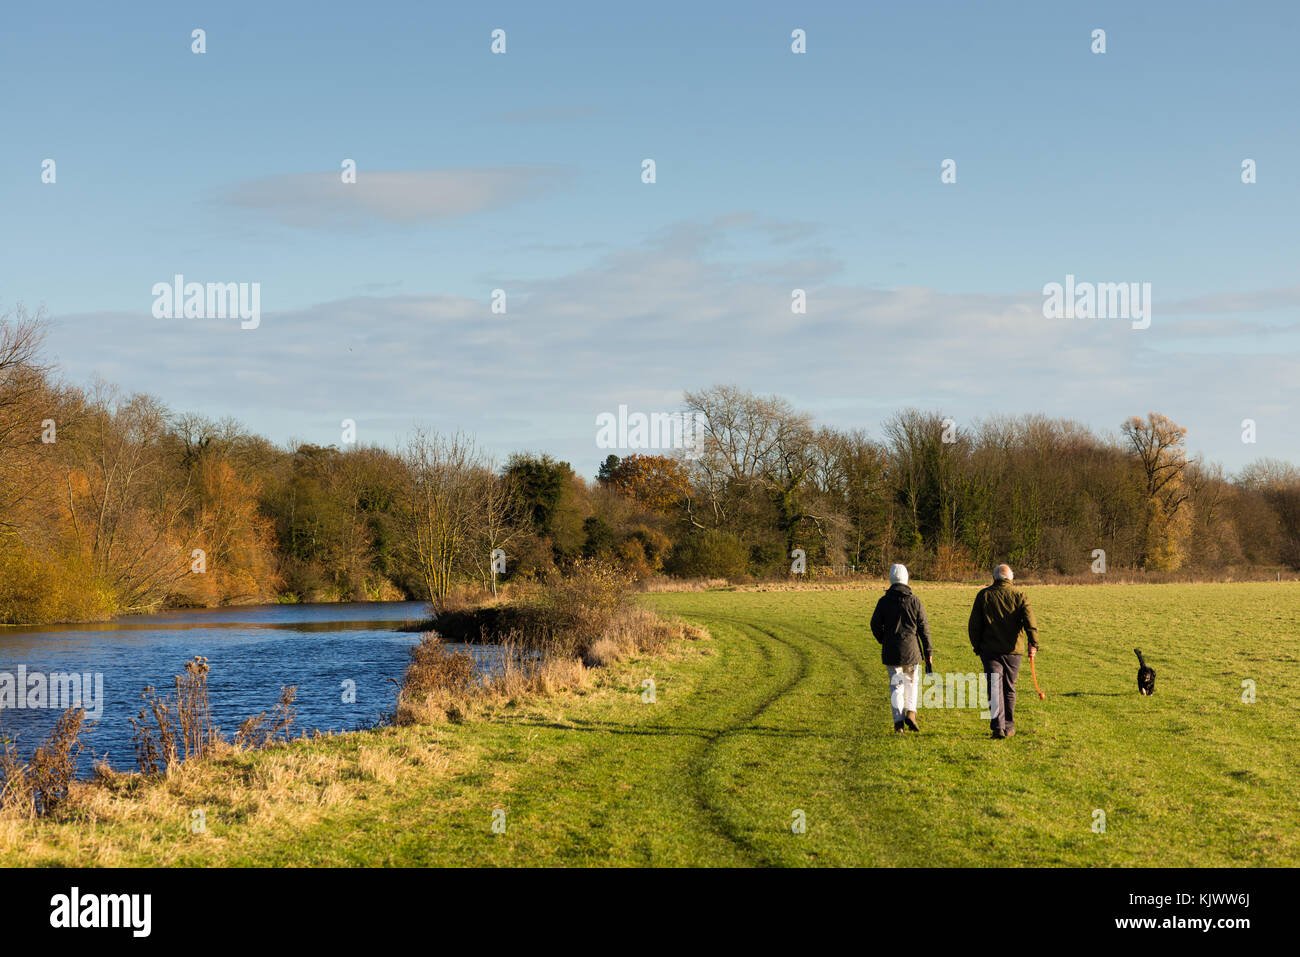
(994, 563), (1014, 581)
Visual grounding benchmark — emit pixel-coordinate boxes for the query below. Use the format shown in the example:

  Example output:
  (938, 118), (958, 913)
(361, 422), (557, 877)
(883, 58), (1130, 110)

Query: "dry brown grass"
(392, 635), (478, 725)
(583, 606), (704, 666)
(392, 633), (596, 725)
(420, 560), (636, 657)
(0, 725), (471, 864)
(722, 573), (1300, 592)
(0, 654), (309, 836)
(393, 607), (707, 724)
(127, 656), (299, 781)
(0, 706), (86, 817)
(234, 686), (298, 750)
(641, 576), (731, 593)
(392, 561), (709, 725)
(642, 567), (1300, 592)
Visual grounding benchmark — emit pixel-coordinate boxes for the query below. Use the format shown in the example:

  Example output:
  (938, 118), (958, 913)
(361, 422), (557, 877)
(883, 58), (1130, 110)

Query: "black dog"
(1134, 648), (1156, 695)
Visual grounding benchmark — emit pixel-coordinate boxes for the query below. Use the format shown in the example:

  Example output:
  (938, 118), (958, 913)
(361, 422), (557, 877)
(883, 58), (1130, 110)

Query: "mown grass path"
(7, 583), (1299, 866)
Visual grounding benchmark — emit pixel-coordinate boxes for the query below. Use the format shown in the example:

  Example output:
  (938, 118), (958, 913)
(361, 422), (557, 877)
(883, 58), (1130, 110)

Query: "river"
(0, 601), (488, 776)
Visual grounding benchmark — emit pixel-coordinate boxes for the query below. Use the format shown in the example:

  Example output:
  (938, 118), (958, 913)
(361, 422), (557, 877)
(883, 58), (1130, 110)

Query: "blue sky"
(3, 0), (1298, 476)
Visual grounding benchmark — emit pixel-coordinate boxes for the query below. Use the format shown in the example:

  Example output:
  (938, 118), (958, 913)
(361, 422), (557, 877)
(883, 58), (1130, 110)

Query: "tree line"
(2, 310), (1298, 624)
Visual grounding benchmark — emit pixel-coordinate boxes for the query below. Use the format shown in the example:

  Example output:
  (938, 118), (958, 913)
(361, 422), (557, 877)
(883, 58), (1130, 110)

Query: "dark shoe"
(894, 720), (906, 733)
(990, 730), (1006, 739)
(904, 711), (920, 732)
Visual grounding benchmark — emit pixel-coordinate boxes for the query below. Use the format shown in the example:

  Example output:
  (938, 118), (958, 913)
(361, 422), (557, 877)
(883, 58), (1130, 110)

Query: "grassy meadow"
(3, 581), (1297, 866)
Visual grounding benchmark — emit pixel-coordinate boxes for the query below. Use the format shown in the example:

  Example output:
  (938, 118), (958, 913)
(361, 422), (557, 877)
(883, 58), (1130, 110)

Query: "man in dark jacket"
(968, 564), (1039, 739)
(870, 563), (933, 733)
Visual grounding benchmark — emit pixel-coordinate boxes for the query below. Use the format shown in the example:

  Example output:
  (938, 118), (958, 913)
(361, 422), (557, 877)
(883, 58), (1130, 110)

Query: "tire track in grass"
(761, 615), (883, 855)
(694, 612), (878, 864)
(677, 615), (809, 863)
(692, 613), (876, 863)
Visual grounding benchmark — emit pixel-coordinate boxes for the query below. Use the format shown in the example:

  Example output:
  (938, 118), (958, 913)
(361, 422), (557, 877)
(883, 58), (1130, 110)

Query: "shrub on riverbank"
(391, 635), (593, 726)
(410, 559), (701, 658)
(0, 707), (86, 817)
(0, 541), (118, 625)
(393, 559), (706, 723)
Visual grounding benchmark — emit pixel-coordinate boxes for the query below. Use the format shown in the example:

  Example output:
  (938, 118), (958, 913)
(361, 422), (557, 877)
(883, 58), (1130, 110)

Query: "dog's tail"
(1134, 648), (1146, 667)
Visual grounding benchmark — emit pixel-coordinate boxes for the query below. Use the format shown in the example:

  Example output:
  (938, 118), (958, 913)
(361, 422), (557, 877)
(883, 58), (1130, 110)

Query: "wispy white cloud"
(216, 167), (569, 228)
(1163, 286), (1300, 315)
(44, 216), (1300, 474)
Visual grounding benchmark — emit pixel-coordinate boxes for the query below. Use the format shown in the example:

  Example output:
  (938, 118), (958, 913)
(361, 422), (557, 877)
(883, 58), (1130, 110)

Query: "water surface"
(0, 601), (481, 775)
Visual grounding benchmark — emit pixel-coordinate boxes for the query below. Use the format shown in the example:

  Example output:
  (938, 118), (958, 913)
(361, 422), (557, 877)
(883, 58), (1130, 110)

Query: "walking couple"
(869, 563), (1040, 739)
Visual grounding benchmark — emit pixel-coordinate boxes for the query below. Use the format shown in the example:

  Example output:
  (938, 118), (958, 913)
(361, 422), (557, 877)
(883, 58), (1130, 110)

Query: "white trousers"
(887, 665), (921, 721)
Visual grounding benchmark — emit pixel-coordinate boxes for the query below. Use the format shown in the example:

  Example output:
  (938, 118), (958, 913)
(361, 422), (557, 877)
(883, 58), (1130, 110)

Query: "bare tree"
(1238, 459), (1300, 568)
(475, 468), (526, 595)
(57, 385), (194, 611)
(0, 308), (55, 528)
(683, 385), (833, 555)
(395, 431), (487, 604)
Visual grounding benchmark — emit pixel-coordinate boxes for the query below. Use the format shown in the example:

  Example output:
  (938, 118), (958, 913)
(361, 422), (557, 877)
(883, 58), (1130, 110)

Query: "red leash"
(1029, 651), (1045, 699)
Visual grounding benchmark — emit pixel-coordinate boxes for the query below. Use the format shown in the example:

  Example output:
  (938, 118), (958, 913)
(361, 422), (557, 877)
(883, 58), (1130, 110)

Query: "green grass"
(5, 582), (1299, 866)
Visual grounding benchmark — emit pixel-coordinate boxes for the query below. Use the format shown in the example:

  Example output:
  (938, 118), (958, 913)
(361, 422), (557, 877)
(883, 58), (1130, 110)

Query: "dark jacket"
(871, 583), (932, 667)
(968, 579), (1039, 657)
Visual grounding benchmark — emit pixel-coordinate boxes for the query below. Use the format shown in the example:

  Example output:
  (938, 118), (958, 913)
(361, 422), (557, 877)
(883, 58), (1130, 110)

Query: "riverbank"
(0, 620), (713, 865)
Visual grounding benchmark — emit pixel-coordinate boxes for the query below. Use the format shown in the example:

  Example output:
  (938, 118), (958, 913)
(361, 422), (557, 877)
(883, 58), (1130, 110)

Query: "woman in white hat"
(870, 563), (933, 732)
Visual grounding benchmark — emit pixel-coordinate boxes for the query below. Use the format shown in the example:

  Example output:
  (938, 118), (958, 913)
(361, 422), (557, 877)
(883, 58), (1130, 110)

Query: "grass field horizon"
(3, 580), (1296, 867)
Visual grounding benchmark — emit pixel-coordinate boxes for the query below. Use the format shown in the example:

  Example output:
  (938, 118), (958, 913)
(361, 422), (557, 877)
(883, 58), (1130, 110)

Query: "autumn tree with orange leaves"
(1121, 412), (1193, 570)
(597, 453), (691, 514)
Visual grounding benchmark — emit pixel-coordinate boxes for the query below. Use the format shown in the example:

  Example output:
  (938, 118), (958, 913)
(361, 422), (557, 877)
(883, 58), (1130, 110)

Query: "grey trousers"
(982, 653), (1022, 734)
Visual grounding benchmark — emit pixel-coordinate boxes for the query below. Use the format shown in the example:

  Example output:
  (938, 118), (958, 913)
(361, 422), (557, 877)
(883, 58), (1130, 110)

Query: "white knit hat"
(889, 563), (909, 585)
